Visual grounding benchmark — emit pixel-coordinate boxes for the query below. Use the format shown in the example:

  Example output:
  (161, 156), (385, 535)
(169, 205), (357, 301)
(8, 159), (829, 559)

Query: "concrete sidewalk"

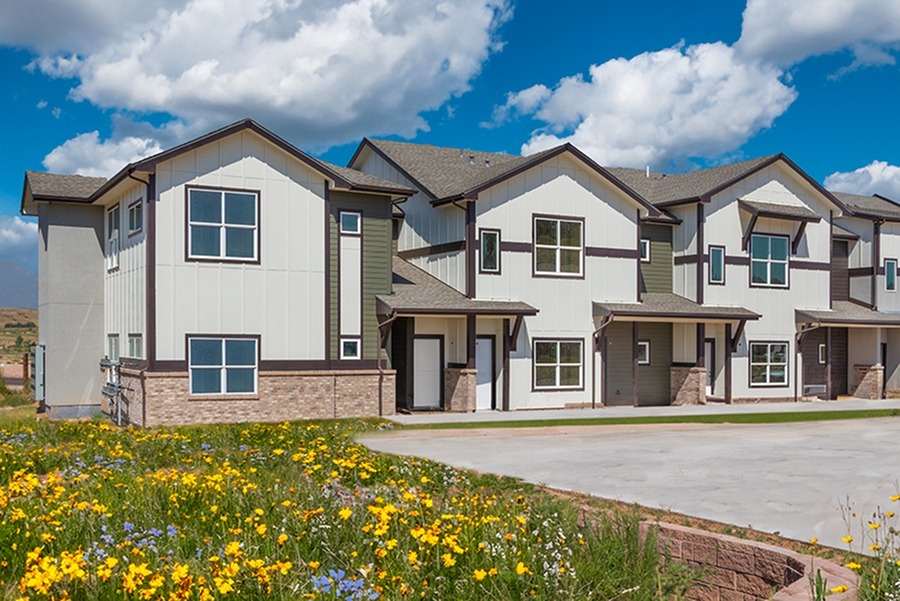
(388, 398), (900, 426)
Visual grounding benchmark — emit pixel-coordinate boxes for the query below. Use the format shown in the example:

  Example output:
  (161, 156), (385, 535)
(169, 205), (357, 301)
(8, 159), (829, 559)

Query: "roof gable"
(832, 191), (900, 222)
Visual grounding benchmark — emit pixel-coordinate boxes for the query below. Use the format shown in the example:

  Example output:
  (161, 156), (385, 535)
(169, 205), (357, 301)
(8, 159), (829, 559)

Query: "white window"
(709, 246), (725, 284)
(480, 229), (500, 273)
(818, 343), (826, 365)
(886, 259), (897, 292)
(128, 200), (143, 234)
(340, 338), (361, 360)
(534, 340), (583, 389)
(638, 341), (650, 365)
(750, 234), (789, 287)
(534, 217), (583, 276)
(188, 188), (258, 260)
(640, 238), (651, 263)
(189, 337), (258, 395)
(340, 212), (361, 235)
(128, 335), (143, 359)
(106, 205), (120, 271)
(750, 342), (788, 386)
(107, 334), (120, 361)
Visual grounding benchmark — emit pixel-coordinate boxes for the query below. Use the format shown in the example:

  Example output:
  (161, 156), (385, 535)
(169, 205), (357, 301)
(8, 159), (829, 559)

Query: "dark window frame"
(749, 233), (790, 289)
(532, 214), (585, 279)
(885, 258), (897, 292)
(708, 245), (726, 285)
(479, 228), (501, 274)
(185, 185), (261, 264)
(749, 340), (790, 387)
(106, 203), (120, 272)
(187, 334), (259, 397)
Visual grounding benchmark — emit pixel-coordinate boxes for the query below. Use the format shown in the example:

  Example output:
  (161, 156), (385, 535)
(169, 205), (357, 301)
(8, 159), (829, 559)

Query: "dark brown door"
(832, 240), (849, 301)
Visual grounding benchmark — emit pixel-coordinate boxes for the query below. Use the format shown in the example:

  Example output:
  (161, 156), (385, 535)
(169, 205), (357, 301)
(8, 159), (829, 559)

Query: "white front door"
(413, 338), (442, 409)
(476, 337), (494, 411)
(704, 340), (715, 395)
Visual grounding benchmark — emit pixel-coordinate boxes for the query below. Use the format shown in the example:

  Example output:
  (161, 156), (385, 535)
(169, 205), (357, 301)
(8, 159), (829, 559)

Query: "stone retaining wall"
(671, 366), (707, 405)
(655, 522), (855, 601)
(444, 368), (477, 412)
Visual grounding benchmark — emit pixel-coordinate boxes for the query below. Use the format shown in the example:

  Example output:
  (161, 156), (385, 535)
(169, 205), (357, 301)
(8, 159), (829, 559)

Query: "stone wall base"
(444, 368), (477, 412)
(654, 522), (855, 601)
(671, 366), (707, 406)
(119, 369), (395, 427)
(851, 364), (883, 399)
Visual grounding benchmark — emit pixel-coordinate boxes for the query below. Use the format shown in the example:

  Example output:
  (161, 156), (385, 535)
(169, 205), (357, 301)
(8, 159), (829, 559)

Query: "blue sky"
(1, 0), (900, 307)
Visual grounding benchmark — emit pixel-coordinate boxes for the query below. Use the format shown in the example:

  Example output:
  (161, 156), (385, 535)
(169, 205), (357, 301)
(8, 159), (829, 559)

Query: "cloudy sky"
(2, 0), (900, 307)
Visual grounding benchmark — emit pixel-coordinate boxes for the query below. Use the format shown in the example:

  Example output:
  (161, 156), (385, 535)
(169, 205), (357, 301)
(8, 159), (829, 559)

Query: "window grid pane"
(750, 343), (788, 385)
(534, 340), (581, 389)
(190, 338), (257, 395)
(710, 247), (724, 282)
(887, 260), (897, 291)
(188, 189), (258, 260)
(534, 218), (582, 275)
(750, 235), (788, 287)
(481, 231), (499, 272)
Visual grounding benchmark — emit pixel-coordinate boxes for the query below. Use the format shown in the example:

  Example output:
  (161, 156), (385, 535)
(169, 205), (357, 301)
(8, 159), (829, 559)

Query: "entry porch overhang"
(796, 301), (900, 328)
(593, 293), (760, 324)
(737, 199), (822, 252)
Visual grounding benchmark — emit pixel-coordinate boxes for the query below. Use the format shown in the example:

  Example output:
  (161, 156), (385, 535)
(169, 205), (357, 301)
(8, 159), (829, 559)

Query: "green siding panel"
(636, 322), (672, 406)
(329, 190), (393, 362)
(640, 224), (673, 294)
(605, 322), (634, 406)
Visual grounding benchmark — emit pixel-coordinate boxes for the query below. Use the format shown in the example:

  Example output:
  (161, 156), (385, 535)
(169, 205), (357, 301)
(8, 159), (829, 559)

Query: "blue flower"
(167, 525), (178, 537)
(123, 521), (135, 533)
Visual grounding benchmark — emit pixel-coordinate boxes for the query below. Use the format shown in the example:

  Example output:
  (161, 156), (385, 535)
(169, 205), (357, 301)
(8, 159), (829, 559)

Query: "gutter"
(591, 315), (614, 408)
(376, 311), (400, 417)
(794, 322), (821, 402)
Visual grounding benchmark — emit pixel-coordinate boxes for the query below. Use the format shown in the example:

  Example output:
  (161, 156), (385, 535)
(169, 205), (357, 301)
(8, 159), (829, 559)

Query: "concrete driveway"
(360, 418), (900, 550)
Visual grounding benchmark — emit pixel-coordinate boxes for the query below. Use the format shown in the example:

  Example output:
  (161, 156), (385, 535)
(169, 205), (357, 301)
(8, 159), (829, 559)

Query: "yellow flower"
(309, 561), (320, 570)
(846, 562), (862, 570)
(473, 569), (487, 581)
(338, 508), (352, 520)
(516, 562), (530, 575)
(886, 511), (895, 518)
(830, 585), (849, 593)
(841, 535), (853, 544)
(809, 537), (818, 545)
(256, 523), (267, 536)
(891, 495), (900, 502)
(441, 553), (456, 567)
(277, 533), (288, 545)
(869, 522), (880, 530)
(225, 542), (242, 557)
(407, 551), (418, 565)
(488, 568), (498, 576)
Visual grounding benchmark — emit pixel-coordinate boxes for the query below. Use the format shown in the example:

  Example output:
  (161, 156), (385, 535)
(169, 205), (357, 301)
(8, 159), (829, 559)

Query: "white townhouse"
(22, 119), (900, 424)
(22, 119), (415, 425)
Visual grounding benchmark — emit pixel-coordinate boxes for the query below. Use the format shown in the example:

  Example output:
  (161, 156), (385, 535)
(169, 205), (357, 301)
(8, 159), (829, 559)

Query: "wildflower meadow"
(0, 417), (696, 600)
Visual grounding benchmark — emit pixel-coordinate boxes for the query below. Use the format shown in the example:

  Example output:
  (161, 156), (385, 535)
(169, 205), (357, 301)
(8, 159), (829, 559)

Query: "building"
(21, 119), (900, 424)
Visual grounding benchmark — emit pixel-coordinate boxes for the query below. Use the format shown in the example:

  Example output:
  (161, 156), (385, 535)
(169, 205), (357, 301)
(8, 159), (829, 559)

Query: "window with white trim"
(340, 338), (361, 360)
(188, 188), (258, 260)
(106, 204), (120, 270)
(128, 200), (143, 234)
(534, 217), (583, 276)
(480, 229), (500, 273)
(534, 340), (583, 389)
(128, 335), (143, 359)
(750, 342), (788, 386)
(107, 334), (120, 361)
(637, 341), (650, 365)
(340, 211), (361, 235)
(886, 259), (897, 292)
(818, 343), (826, 364)
(189, 337), (258, 395)
(640, 238), (650, 263)
(750, 234), (788, 287)
(709, 245), (725, 284)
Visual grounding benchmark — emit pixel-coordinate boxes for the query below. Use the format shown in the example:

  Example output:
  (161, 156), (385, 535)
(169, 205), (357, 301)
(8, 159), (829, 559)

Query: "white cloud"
(511, 43), (797, 169)
(35, 100), (48, 109)
(483, 84), (550, 128)
(824, 161), (900, 199)
(736, 0), (900, 68)
(42, 131), (163, 177)
(1, 0), (512, 172)
(0, 216), (38, 270)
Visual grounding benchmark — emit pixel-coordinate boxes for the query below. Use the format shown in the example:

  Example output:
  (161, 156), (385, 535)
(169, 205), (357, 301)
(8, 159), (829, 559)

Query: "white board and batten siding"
(475, 154), (641, 409)
(835, 217), (874, 306)
(353, 146), (467, 293)
(703, 163), (835, 399)
(670, 204), (698, 301)
(877, 222), (900, 313)
(104, 182), (146, 358)
(154, 131), (326, 362)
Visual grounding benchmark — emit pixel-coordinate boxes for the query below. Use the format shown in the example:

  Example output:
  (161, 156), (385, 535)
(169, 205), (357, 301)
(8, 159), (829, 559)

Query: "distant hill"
(0, 308), (38, 326)
(0, 261), (37, 309)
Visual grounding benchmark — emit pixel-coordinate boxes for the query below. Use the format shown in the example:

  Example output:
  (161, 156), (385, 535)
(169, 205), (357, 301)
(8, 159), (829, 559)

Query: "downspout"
(376, 311), (399, 417)
(592, 315), (614, 408)
(794, 322), (821, 402)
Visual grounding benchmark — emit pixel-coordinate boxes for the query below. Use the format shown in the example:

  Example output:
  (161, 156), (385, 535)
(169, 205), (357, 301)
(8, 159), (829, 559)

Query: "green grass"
(0, 376), (33, 409)
(396, 408), (900, 430)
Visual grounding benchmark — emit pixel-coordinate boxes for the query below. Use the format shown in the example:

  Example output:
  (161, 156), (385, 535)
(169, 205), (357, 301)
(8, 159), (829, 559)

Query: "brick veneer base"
(671, 366), (707, 405)
(120, 369), (395, 427)
(655, 522), (855, 601)
(444, 368), (477, 412)
(851, 364), (883, 399)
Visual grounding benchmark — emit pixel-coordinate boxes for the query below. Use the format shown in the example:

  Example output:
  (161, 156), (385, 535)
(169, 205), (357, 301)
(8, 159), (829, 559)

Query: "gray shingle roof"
(594, 293), (760, 321)
(607, 156), (777, 205)
(366, 139), (534, 200)
(377, 257), (538, 315)
(832, 192), (900, 221)
(25, 171), (107, 200)
(738, 199), (821, 222)
(316, 160), (415, 195)
(832, 223), (859, 239)
(796, 301), (900, 326)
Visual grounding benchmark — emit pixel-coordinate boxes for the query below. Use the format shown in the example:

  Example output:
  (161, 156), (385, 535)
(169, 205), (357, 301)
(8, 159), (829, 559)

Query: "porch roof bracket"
(791, 221), (808, 254)
(741, 213), (759, 251)
(508, 315), (525, 352)
(730, 319), (747, 353)
(377, 311), (399, 349)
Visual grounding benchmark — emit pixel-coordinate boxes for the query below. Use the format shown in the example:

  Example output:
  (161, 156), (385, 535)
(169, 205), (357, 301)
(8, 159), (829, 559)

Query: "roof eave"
(351, 139), (438, 200)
